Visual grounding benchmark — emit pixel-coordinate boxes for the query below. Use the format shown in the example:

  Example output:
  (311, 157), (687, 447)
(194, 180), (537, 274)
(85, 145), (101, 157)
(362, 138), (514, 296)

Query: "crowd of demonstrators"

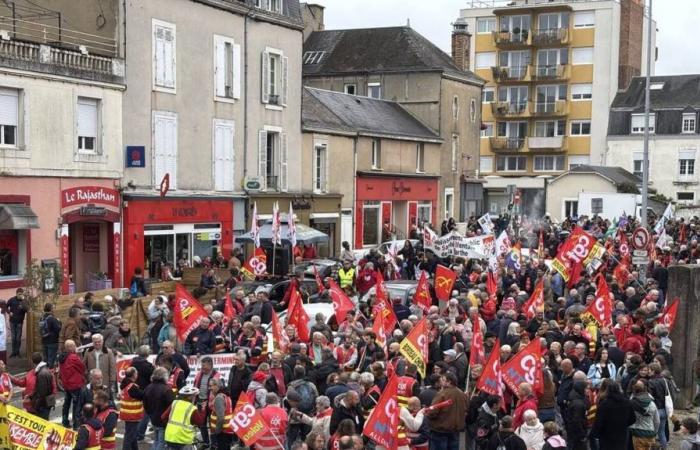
(4, 211), (700, 450)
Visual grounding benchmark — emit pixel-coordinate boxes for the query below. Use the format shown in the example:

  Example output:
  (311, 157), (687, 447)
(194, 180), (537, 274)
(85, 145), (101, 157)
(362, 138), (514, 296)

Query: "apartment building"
(0, 1), (125, 297)
(607, 75), (700, 206)
(459, 0), (655, 216)
(301, 5), (485, 231)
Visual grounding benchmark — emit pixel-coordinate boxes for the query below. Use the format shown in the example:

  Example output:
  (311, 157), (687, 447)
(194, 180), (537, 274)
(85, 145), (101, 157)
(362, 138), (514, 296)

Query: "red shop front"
(355, 173), (438, 249)
(122, 196), (234, 282)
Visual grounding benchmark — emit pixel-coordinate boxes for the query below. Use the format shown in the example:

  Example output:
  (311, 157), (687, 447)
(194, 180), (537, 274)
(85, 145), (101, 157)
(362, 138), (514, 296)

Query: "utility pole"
(640, 0), (653, 281)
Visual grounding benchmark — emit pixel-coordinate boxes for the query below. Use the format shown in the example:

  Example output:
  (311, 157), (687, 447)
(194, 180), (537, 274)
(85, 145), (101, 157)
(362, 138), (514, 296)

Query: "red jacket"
(59, 353), (87, 391)
(512, 395), (538, 429)
(356, 269), (377, 294)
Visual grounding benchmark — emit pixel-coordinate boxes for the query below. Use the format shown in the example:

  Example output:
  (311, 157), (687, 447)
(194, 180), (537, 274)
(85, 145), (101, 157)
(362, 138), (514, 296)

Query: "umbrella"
(237, 219), (329, 245)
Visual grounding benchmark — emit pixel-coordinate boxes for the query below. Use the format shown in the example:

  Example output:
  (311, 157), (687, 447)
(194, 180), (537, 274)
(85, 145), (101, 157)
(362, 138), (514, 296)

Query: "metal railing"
(532, 28), (569, 45)
(492, 29), (530, 46)
(490, 137), (526, 151)
(491, 100), (529, 117)
(491, 65), (529, 81)
(530, 64), (569, 80)
(529, 100), (568, 116)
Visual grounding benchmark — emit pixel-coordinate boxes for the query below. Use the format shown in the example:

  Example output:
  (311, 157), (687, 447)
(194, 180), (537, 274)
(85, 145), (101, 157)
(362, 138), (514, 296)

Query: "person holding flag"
(426, 372), (468, 449)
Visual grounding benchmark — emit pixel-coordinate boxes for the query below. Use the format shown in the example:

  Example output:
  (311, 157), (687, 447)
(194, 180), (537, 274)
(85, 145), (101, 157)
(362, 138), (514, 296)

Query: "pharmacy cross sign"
(632, 227), (650, 250)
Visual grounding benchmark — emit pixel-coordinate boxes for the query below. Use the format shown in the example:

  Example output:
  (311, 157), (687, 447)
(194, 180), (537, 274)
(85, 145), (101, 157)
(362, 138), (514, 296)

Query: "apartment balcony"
(491, 65), (530, 83)
(0, 15), (124, 84)
(492, 29), (531, 48)
(531, 28), (570, 46)
(529, 100), (568, 117)
(489, 137), (527, 152)
(527, 136), (567, 151)
(530, 64), (570, 82)
(491, 101), (530, 118)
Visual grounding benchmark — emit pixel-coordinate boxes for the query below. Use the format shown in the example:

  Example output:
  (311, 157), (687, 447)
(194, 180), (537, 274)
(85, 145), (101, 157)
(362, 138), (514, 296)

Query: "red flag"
(372, 306), (388, 349)
(614, 256), (631, 286)
(231, 393), (271, 446)
(552, 227), (596, 282)
(412, 271), (432, 313)
(328, 279), (355, 324)
(618, 230), (630, 258)
(501, 338), (543, 397)
(223, 291), (236, 326)
(372, 274), (399, 337)
(399, 316), (429, 378)
(173, 284), (209, 341)
(287, 289), (310, 342)
(469, 315), (485, 367)
(241, 247), (267, 279)
(537, 229), (545, 259)
(434, 265), (457, 301)
(270, 309), (289, 353)
(585, 275), (613, 328)
(486, 271), (497, 298)
(476, 338), (502, 396)
(660, 298), (680, 331)
(363, 374), (400, 450)
(312, 265), (325, 294)
(520, 279), (544, 320)
(680, 223), (687, 243)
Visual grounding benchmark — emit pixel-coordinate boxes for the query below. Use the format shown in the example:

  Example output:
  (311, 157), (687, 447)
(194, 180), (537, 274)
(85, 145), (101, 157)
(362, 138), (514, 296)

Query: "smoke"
(522, 189), (545, 219)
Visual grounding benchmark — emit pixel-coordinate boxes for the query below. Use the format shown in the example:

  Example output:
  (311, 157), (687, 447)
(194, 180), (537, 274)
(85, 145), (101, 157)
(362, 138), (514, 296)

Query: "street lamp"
(640, 0), (653, 281)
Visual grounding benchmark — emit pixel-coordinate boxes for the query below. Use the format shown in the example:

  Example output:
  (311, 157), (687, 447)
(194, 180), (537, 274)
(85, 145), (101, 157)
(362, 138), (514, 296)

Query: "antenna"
(406, 18), (411, 27)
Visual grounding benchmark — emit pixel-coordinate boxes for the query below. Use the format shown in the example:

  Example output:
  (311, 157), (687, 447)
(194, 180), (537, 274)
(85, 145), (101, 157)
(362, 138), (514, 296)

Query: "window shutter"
(261, 52), (270, 103)
(166, 115), (178, 189)
(312, 145), (318, 191)
(258, 130), (267, 189)
(214, 38), (226, 97)
(214, 123), (225, 190)
(261, 0), (269, 10)
(280, 132), (288, 192)
(153, 113), (176, 189)
(324, 145), (329, 192)
(0, 89), (18, 126)
(163, 28), (175, 88)
(153, 116), (166, 187)
(233, 43), (241, 99)
(281, 55), (289, 106)
(78, 99), (97, 138)
(154, 26), (165, 86)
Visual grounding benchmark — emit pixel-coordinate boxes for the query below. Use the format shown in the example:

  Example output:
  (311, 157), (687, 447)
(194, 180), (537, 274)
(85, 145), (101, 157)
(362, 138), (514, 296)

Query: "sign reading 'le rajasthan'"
(61, 186), (119, 209)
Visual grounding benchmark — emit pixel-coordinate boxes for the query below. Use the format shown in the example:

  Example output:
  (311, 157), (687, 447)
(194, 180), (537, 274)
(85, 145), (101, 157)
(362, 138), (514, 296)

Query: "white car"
(265, 303), (336, 351)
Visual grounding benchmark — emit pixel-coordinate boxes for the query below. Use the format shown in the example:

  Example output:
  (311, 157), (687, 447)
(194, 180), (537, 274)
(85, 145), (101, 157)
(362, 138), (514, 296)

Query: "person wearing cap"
(119, 366), (144, 450)
(163, 385), (206, 450)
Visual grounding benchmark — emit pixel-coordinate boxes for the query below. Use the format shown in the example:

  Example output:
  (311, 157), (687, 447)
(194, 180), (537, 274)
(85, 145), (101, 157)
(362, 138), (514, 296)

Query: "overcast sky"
(310, 0), (699, 76)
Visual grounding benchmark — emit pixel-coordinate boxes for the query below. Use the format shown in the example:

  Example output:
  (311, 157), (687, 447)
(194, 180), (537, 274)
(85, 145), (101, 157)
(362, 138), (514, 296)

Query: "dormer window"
(650, 82), (665, 90)
(682, 113), (696, 134)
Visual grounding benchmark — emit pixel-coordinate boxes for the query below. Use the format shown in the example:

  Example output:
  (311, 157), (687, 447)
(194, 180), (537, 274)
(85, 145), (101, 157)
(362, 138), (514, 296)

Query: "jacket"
(587, 362), (617, 388)
(474, 403), (499, 450)
(512, 395), (538, 429)
(487, 431), (527, 450)
(58, 352), (86, 391)
(311, 357), (340, 394)
(227, 365), (251, 403)
(75, 418), (103, 450)
(515, 421), (545, 450)
(564, 382), (589, 444)
(59, 318), (82, 352)
(629, 393), (660, 438)
(591, 395), (635, 450)
(681, 433), (700, 450)
(40, 312), (61, 345)
(144, 380), (175, 427)
(427, 386), (468, 433)
(11, 363), (55, 413)
(131, 357), (154, 390)
(106, 330), (140, 355)
(542, 435), (567, 450)
(84, 347), (117, 387)
(186, 327), (215, 355)
(329, 393), (364, 434)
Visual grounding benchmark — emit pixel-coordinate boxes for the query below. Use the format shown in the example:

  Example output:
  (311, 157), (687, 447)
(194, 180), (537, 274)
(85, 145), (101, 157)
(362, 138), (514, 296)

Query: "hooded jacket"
(329, 392), (364, 434)
(515, 420), (545, 450)
(542, 435), (566, 450)
(681, 433), (700, 450)
(629, 392), (660, 438)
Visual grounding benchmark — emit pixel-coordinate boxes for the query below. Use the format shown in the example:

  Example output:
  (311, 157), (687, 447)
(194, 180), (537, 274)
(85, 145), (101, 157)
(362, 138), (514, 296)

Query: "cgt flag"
(399, 317), (429, 378)
(521, 278), (544, 320)
(231, 394), (270, 446)
(469, 315), (485, 368)
(328, 279), (355, 324)
(287, 289), (310, 342)
(373, 273), (399, 336)
(660, 298), (680, 331)
(270, 309), (289, 353)
(173, 284), (209, 341)
(412, 271), (432, 313)
(241, 247), (267, 280)
(551, 227), (596, 282)
(434, 265), (456, 301)
(501, 338), (543, 397)
(363, 374), (400, 450)
(585, 275), (613, 328)
(476, 338), (502, 397)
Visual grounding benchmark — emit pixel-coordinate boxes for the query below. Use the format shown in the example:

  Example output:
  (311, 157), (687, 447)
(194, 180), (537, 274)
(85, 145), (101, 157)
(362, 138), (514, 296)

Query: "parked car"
(295, 259), (340, 279)
(237, 278), (322, 304)
(359, 280), (419, 306)
(265, 303), (337, 350)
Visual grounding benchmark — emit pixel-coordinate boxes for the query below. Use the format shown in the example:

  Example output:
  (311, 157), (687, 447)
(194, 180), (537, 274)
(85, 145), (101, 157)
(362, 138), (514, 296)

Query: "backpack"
(39, 316), (51, 339)
(87, 312), (106, 334)
(292, 381), (316, 414)
(130, 280), (139, 297)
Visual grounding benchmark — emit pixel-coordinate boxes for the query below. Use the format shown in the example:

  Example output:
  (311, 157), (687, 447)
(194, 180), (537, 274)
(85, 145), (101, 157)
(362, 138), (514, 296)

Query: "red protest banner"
(476, 338), (502, 397)
(585, 275), (613, 328)
(173, 284), (209, 341)
(328, 279), (355, 324)
(501, 338), (543, 397)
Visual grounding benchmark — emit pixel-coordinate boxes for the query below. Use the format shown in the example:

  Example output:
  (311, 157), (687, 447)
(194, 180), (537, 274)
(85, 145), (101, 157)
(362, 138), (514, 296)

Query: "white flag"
(288, 202), (297, 248)
(251, 202), (260, 248)
(654, 202), (674, 234)
(423, 224), (438, 248)
(271, 201), (282, 246)
(478, 213), (493, 234)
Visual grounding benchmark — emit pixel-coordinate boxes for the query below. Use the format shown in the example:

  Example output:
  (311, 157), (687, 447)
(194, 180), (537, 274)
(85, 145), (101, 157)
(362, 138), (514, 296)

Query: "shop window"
(362, 201), (380, 247)
(417, 201), (432, 227)
(0, 229), (25, 279)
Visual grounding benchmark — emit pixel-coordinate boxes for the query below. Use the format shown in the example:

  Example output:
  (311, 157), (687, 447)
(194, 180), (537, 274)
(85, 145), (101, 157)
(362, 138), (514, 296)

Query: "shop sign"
(113, 223), (121, 288)
(126, 146), (145, 168)
(62, 186), (119, 209)
(196, 232), (221, 241)
(83, 224), (100, 253)
(79, 205), (107, 216)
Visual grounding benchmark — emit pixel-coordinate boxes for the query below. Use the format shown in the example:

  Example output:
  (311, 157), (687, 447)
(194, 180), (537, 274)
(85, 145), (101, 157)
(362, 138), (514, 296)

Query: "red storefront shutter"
(408, 202), (417, 233)
(355, 202), (363, 250)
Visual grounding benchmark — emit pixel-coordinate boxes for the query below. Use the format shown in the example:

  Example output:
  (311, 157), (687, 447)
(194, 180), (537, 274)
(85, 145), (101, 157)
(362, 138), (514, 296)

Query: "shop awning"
(237, 220), (329, 245)
(0, 204), (39, 230)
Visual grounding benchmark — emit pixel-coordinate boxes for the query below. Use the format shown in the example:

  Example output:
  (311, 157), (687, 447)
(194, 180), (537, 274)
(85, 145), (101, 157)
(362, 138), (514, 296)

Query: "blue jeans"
(10, 322), (22, 355)
(538, 407), (556, 423)
(43, 343), (58, 368)
(62, 389), (81, 428)
(152, 426), (166, 450)
(123, 421), (139, 450)
(137, 414), (150, 440)
(658, 407), (668, 449)
(430, 431), (460, 450)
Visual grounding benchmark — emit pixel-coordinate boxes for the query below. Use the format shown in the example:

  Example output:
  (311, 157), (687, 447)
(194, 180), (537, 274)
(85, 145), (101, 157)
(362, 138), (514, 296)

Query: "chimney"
(452, 17), (472, 72)
(301, 3), (325, 42)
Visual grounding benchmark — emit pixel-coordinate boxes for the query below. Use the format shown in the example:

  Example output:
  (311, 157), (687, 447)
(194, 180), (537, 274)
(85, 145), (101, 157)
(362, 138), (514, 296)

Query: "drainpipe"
(352, 135), (358, 250)
(243, 11), (251, 229)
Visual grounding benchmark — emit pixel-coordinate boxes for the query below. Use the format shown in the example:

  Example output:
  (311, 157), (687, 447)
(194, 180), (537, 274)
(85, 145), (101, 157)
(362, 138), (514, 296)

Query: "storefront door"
(144, 223), (221, 279)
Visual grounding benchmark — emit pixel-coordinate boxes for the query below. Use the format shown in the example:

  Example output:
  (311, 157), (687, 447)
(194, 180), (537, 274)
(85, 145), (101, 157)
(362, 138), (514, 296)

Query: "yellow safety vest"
(164, 400), (197, 445)
(338, 267), (355, 289)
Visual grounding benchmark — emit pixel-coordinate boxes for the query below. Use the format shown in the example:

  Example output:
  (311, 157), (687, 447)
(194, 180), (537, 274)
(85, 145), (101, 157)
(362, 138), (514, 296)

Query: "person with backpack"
(40, 302), (61, 367)
(486, 416), (527, 450)
(129, 267), (147, 298)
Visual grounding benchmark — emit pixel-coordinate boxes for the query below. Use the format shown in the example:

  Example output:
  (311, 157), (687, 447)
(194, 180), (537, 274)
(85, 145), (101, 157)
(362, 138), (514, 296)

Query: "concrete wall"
(545, 173), (616, 222)
(301, 132), (354, 208)
(0, 72), (123, 179)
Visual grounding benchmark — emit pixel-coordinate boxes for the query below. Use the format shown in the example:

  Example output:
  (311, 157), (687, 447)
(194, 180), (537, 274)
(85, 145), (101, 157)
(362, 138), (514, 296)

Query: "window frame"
(367, 82), (381, 99)
(362, 201), (381, 247)
(572, 47), (594, 65)
(213, 35), (240, 102)
(344, 84), (357, 95)
(483, 87), (495, 103)
(682, 113), (697, 134)
(262, 47), (287, 109)
(481, 122), (494, 138)
(480, 156), (493, 173)
(371, 138), (382, 170)
(591, 197), (603, 214)
(152, 19), (177, 94)
(451, 134), (459, 172)
(632, 151), (644, 178)
(571, 83), (593, 101)
(533, 155), (565, 172)
(313, 141), (328, 193)
(212, 118), (235, 192)
(416, 142), (425, 173)
(0, 88), (19, 149)
(631, 113), (656, 134)
(677, 192), (695, 202)
(475, 52), (497, 69)
(76, 96), (100, 155)
(452, 96), (459, 120)
(476, 17), (496, 34)
(496, 155), (527, 172)
(573, 11), (595, 28)
(570, 120), (591, 136)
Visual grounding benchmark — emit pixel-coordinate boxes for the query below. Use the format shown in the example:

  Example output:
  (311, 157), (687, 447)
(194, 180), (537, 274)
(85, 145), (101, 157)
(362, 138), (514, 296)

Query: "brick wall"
(618, 0), (644, 90)
(452, 31), (471, 72)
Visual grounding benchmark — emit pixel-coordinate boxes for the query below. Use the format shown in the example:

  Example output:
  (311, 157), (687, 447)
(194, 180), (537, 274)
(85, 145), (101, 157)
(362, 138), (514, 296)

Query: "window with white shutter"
(153, 111), (178, 190)
(213, 119), (235, 191)
(0, 88), (19, 147)
(214, 36), (240, 100)
(258, 130), (268, 189)
(280, 132), (288, 191)
(262, 48), (285, 107)
(77, 97), (99, 154)
(313, 141), (328, 193)
(153, 19), (176, 92)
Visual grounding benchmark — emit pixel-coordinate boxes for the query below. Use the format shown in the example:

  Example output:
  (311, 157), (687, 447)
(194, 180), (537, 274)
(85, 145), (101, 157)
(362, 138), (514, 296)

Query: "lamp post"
(640, 0), (653, 282)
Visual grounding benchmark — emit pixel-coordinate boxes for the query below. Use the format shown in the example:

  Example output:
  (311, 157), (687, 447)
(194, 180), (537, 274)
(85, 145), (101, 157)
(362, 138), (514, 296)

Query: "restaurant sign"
(62, 186), (119, 209)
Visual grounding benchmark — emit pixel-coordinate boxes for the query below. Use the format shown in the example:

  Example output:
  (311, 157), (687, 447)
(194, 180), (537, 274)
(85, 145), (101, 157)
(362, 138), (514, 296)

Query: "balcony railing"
(491, 101), (529, 118)
(530, 64), (569, 81)
(529, 100), (568, 117)
(528, 136), (566, 150)
(490, 137), (527, 152)
(265, 175), (279, 190)
(491, 65), (530, 82)
(531, 28), (570, 46)
(492, 29), (531, 47)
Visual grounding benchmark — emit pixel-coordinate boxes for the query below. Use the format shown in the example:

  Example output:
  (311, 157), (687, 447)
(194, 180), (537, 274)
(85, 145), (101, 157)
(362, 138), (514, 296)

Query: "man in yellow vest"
(164, 386), (206, 450)
(338, 260), (356, 289)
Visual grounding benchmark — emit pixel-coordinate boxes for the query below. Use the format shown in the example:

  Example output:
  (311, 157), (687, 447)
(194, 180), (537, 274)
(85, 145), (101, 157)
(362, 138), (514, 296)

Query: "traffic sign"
(632, 227), (650, 250)
(633, 250), (648, 257)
